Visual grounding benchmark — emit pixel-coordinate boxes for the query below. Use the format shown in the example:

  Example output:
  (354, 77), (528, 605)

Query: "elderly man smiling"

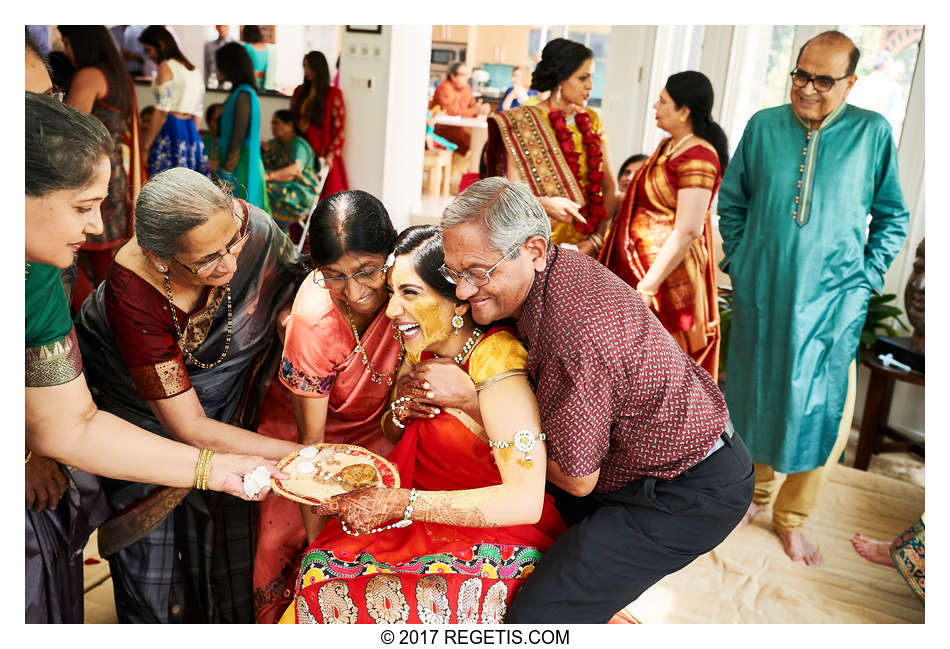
(719, 31), (908, 566)
(436, 176), (753, 623)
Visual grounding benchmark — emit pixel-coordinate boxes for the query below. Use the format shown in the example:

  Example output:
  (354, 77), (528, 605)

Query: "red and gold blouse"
(104, 264), (227, 401)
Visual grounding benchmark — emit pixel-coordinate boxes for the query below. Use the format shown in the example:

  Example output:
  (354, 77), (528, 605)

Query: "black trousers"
(506, 431), (754, 623)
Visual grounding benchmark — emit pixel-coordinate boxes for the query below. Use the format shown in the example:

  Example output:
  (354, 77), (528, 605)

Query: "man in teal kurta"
(718, 31), (908, 566)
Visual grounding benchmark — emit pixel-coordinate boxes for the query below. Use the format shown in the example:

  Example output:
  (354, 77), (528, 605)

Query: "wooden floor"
(83, 428), (924, 623)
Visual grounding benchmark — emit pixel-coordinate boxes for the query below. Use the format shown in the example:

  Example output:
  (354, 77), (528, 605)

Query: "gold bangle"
(193, 450), (205, 489)
(194, 448), (214, 490)
(201, 451), (215, 491)
(25, 449), (32, 464)
(589, 232), (604, 248)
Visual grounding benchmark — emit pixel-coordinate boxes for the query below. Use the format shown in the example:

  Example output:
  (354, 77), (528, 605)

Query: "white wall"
(170, 25), (213, 80)
(600, 26), (656, 170)
(340, 25), (429, 230)
(381, 27), (431, 230)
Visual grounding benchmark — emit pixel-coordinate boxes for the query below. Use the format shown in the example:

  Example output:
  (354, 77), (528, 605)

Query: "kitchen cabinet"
(471, 25), (533, 68)
(431, 25), (469, 44)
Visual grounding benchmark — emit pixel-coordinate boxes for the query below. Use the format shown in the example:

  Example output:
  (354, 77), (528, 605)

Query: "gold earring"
(556, 86), (562, 103)
(679, 115), (687, 123)
(451, 314), (463, 335)
(158, 264), (166, 273)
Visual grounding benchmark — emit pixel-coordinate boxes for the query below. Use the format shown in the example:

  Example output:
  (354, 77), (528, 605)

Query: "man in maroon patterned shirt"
(438, 177), (754, 622)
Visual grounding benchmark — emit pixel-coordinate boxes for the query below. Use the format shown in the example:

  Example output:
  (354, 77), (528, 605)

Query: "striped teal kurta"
(718, 102), (908, 474)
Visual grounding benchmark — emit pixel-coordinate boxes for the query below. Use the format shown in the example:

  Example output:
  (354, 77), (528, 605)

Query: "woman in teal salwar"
(215, 42), (269, 213)
(263, 109), (321, 232)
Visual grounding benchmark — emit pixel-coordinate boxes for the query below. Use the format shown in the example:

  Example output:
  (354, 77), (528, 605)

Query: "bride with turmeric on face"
(279, 225), (565, 624)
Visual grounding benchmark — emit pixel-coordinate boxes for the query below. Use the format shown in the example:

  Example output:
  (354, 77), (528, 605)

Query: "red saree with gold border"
(285, 327), (566, 624)
(600, 139), (722, 380)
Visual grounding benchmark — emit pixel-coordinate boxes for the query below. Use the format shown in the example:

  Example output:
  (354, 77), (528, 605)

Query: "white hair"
(440, 177), (551, 253)
(135, 167), (233, 259)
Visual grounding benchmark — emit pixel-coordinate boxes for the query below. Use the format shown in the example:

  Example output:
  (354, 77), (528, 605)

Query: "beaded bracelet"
(390, 396), (412, 429)
(341, 487), (418, 536)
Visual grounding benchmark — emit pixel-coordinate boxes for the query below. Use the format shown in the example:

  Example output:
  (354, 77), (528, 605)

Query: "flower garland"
(547, 108), (607, 235)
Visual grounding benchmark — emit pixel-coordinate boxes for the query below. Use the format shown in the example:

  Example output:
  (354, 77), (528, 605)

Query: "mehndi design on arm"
(414, 492), (489, 528)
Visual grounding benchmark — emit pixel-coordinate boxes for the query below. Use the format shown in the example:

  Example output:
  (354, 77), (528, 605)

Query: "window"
(641, 25), (706, 153)
(528, 26), (609, 107)
(840, 25), (923, 143)
(719, 26), (795, 155)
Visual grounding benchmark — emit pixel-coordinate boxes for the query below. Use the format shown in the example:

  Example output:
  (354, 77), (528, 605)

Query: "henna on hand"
(311, 487), (409, 533)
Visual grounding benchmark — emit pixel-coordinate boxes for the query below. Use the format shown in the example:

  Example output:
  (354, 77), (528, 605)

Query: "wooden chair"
(423, 149), (452, 197)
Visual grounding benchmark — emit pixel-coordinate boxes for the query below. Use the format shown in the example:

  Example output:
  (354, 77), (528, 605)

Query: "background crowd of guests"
(25, 26), (918, 625)
(45, 24), (349, 297)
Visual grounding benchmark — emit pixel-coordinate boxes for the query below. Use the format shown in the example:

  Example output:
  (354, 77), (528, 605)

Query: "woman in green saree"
(263, 109), (321, 234)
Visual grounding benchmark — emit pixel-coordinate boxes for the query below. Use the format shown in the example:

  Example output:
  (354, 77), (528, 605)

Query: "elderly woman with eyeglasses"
(74, 166), (305, 623)
(26, 84), (283, 624)
(250, 189), (403, 622)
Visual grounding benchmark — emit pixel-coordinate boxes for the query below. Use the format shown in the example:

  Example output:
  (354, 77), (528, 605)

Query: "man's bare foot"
(851, 532), (894, 566)
(735, 501), (765, 529)
(776, 528), (822, 566)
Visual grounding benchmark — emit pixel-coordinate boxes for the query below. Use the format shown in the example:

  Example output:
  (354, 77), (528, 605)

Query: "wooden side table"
(854, 351), (925, 470)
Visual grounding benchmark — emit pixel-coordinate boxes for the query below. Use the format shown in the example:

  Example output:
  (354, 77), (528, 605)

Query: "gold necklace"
(344, 304), (405, 385)
(164, 272), (232, 369)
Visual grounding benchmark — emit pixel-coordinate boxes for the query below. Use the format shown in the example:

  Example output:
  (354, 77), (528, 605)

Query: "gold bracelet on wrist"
(194, 448), (214, 490)
(193, 449), (205, 489)
(202, 450), (215, 490)
(589, 232), (604, 248)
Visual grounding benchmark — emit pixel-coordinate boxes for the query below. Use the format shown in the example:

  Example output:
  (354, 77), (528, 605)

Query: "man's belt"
(97, 487), (191, 558)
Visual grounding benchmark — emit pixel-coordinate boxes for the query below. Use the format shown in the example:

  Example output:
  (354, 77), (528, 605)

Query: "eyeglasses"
(439, 244), (520, 287)
(314, 266), (387, 291)
(789, 69), (850, 93)
(171, 207), (250, 275)
(45, 86), (64, 102)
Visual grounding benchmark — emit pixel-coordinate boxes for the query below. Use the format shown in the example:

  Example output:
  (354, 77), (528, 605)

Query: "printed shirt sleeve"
(279, 273), (352, 398)
(535, 340), (613, 478)
(104, 274), (192, 401)
(467, 330), (527, 390)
